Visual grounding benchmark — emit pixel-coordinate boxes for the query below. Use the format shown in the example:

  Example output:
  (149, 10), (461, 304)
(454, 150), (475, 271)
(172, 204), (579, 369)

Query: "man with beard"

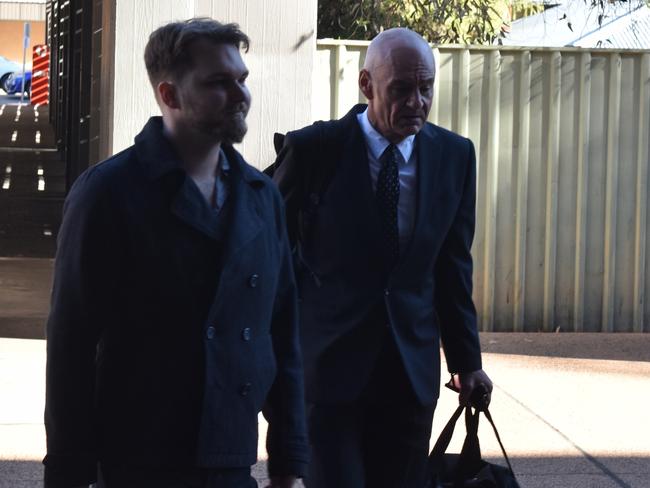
(44, 19), (307, 488)
(273, 28), (492, 487)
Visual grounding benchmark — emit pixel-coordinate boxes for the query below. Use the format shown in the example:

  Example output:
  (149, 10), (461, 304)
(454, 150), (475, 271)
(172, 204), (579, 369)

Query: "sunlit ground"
(1, 336), (649, 487)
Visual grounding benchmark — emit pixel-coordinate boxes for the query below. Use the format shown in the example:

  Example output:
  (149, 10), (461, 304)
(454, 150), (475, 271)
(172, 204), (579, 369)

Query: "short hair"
(144, 18), (250, 86)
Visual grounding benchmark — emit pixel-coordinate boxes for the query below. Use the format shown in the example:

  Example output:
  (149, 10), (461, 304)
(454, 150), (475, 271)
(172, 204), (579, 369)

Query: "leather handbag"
(426, 398), (520, 488)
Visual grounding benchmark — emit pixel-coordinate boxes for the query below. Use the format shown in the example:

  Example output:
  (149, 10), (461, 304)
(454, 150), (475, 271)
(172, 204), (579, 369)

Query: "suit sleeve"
(43, 168), (121, 487)
(262, 191), (309, 478)
(434, 139), (483, 374)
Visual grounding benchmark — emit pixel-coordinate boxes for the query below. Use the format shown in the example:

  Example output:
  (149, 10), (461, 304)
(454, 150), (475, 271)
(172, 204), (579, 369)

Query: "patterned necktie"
(376, 143), (400, 265)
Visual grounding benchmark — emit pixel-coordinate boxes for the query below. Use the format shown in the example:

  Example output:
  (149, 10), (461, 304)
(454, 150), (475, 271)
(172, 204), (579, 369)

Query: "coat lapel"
(170, 176), (223, 240)
(217, 145), (264, 262)
(133, 117), (264, 252)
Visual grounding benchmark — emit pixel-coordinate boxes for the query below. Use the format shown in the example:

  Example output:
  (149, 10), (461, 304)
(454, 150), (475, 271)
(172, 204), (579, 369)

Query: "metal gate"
(47, 0), (105, 191)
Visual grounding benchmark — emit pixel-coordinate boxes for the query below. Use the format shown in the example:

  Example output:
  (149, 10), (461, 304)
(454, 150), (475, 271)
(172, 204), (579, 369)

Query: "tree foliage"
(317, 0), (510, 44)
(317, 0), (647, 45)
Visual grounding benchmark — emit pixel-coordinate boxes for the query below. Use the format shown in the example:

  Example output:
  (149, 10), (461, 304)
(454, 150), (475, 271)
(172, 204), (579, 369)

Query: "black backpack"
(264, 120), (341, 198)
(264, 120), (343, 286)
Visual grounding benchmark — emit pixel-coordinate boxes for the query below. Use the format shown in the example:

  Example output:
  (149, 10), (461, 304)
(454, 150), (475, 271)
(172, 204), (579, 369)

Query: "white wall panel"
(111, 0), (193, 155)
(109, 0), (317, 169)
(194, 0), (317, 168)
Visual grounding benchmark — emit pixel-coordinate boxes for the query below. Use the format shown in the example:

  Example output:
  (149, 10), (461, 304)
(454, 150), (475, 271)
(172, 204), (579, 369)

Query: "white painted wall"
(110, 0), (317, 169)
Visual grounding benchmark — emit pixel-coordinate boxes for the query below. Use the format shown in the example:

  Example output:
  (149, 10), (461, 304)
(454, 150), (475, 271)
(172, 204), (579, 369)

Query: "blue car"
(2, 71), (32, 96)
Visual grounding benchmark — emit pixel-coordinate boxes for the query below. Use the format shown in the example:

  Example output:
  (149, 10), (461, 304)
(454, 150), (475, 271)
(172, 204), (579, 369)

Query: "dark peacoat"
(273, 104), (483, 406)
(43, 117), (308, 487)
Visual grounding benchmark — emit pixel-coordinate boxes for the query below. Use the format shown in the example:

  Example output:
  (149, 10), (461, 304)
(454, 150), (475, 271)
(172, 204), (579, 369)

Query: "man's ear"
(359, 69), (373, 100)
(157, 81), (181, 110)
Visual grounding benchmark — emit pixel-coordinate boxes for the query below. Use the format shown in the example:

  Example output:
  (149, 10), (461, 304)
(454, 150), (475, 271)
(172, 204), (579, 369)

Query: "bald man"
(273, 28), (492, 487)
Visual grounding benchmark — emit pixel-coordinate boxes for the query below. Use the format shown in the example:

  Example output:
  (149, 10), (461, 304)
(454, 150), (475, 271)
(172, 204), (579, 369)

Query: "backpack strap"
(305, 120), (341, 203)
(268, 119), (343, 287)
(294, 120), (342, 287)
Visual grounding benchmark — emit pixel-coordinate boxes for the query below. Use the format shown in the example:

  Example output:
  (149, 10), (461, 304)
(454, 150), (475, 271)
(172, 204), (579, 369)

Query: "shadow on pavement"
(0, 459), (282, 488)
(480, 332), (650, 363)
(0, 460), (43, 488)
(498, 455), (649, 488)
(0, 456), (648, 488)
(0, 258), (51, 340)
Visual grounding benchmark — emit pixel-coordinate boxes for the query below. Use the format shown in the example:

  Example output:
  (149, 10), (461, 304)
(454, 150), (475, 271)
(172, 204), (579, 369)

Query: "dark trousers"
(96, 465), (257, 488)
(305, 334), (436, 488)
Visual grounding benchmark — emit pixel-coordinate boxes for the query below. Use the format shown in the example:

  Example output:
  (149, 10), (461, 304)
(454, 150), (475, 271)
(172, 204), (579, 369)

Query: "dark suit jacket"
(273, 104), (482, 405)
(44, 117), (308, 487)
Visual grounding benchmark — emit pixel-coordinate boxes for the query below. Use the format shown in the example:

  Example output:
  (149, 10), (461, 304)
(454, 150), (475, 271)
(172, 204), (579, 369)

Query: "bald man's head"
(363, 28), (433, 73)
(359, 28), (435, 143)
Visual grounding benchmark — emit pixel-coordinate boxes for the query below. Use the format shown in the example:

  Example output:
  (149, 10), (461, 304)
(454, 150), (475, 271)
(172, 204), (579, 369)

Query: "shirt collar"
(218, 148), (230, 175)
(357, 108), (415, 164)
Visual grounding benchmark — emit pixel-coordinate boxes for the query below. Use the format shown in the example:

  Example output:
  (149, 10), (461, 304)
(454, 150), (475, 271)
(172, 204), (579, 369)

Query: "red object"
(30, 44), (49, 106)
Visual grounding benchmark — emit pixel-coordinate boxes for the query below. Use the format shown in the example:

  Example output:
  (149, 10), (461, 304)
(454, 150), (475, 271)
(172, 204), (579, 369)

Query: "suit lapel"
(394, 124), (442, 271)
(333, 111), (445, 270)
(334, 112), (385, 254)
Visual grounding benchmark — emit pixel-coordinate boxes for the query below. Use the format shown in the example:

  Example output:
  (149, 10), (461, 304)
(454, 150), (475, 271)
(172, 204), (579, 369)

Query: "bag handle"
(429, 385), (487, 467)
(429, 403), (465, 464)
(429, 400), (517, 479)
(429, 404), (483, 484)
(482, 407), (516, 476)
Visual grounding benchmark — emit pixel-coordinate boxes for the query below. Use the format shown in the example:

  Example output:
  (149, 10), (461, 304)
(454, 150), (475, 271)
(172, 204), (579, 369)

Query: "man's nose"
(230, 81), (249, 103)
(406, 89), (424, 110)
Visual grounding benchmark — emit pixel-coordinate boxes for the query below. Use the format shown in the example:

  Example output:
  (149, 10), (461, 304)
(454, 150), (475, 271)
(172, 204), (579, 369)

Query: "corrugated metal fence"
(314, 40), (650, 332)
(0, 1), (45, 21)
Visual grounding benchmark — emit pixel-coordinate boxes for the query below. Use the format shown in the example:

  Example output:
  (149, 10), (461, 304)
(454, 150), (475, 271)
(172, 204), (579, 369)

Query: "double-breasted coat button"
(239, 382), (252, 396)
(241, 328), (251, 341)
(384, 288), (390, 296)
(206, 326), (216, 339)
(248, 274), (259, 288)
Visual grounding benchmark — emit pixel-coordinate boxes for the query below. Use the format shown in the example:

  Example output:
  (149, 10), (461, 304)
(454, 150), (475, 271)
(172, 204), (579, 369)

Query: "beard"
(191, 106), (249, 144)
(218, 111), (248, 144)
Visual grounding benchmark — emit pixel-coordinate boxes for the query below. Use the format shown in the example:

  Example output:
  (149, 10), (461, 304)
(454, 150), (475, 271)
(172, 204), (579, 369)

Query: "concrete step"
(0, 104), (56, 149)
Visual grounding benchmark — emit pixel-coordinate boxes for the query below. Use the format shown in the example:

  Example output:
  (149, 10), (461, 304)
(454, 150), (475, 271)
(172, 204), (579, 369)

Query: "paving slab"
(2, 290), (650, 488)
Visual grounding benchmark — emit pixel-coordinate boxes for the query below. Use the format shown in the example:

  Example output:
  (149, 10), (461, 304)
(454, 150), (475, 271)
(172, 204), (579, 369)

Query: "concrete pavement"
(1, 257), (649, 487)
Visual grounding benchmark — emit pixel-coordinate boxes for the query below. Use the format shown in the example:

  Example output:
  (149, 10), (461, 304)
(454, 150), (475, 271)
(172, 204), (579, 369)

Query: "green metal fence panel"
(315, 41), (650, 332)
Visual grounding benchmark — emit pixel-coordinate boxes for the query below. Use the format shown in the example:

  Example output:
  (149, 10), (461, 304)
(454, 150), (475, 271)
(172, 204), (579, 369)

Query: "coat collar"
(134, 117), (265, 244)
(133, 116), (265, 187)
(133, 117), (183, 180)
